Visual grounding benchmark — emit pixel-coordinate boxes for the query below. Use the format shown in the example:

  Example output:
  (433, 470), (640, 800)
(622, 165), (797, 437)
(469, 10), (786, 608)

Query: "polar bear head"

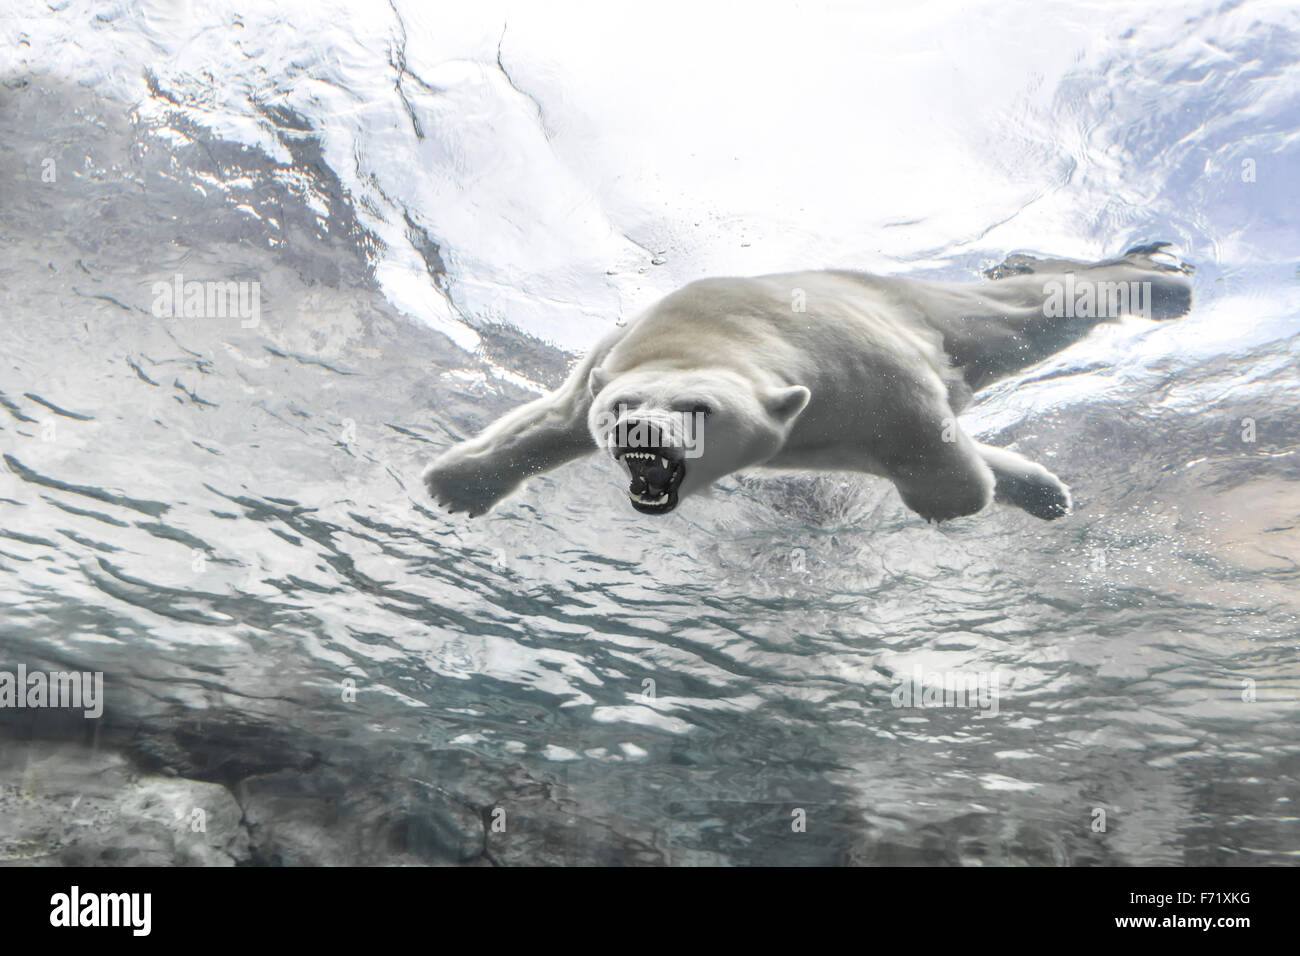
(587, 365), (810, 514)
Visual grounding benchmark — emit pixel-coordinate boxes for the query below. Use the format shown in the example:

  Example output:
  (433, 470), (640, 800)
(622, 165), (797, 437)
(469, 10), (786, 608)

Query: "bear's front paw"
(421, 452), (512, 518)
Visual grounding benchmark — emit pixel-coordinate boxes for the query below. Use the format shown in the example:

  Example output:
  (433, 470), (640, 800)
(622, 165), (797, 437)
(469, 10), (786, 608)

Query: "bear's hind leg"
(976, 443), (1072, 520)
(882, 429), (996, 524)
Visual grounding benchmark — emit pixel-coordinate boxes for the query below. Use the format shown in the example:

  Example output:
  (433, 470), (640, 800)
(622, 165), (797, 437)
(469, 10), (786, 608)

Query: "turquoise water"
(0, 1), (1297, 864)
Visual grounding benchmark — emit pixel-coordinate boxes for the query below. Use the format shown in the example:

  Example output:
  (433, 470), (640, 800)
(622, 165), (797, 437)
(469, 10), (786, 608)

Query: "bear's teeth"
(630, 492), (669, 505)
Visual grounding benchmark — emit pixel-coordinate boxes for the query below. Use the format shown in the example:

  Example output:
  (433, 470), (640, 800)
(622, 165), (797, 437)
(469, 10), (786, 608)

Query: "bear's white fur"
(423, 246), (1192, 522)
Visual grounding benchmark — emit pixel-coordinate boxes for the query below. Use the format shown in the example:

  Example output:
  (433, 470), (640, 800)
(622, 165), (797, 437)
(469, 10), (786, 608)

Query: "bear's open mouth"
(615, 446), (685, 514)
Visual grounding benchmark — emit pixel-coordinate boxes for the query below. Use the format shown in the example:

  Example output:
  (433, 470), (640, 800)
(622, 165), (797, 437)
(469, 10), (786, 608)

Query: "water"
(0, 0), (1298, 865)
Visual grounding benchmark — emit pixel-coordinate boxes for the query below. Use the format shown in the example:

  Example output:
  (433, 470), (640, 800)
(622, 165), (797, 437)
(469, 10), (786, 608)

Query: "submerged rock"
(0, 738), (250, 866)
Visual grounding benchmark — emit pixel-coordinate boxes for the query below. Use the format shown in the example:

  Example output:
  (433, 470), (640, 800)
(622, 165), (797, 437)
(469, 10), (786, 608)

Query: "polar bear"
(423, 244), (1192, 522)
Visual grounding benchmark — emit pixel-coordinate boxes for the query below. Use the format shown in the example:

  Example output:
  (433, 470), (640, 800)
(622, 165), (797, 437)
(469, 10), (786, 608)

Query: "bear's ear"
(765, 385), (811, 424)
(588, 365), (611, 398)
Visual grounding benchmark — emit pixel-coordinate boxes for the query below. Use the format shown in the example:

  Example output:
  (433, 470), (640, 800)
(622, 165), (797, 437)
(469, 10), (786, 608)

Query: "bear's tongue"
(621, 452), (684, 512)
(631, 457), (673, 493)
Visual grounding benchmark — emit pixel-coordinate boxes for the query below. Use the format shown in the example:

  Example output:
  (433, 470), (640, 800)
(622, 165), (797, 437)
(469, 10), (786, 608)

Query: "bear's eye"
(671, 400), (712, 416)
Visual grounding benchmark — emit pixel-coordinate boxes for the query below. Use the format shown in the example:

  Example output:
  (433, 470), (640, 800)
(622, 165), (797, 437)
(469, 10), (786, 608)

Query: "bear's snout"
(609, 416), (688, 515)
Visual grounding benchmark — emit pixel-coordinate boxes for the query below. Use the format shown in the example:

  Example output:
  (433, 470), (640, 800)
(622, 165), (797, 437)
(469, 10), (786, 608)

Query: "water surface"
(0, 0), (1297, 864)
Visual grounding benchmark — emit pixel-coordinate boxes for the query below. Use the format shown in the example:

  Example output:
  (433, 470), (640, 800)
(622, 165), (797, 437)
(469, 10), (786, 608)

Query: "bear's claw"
(421, 454), (508, 518)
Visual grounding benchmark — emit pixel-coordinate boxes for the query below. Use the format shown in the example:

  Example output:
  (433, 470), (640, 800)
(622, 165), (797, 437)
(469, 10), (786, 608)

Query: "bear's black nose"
(613, 419), (685, 460)
(622, 418), (663, 449)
